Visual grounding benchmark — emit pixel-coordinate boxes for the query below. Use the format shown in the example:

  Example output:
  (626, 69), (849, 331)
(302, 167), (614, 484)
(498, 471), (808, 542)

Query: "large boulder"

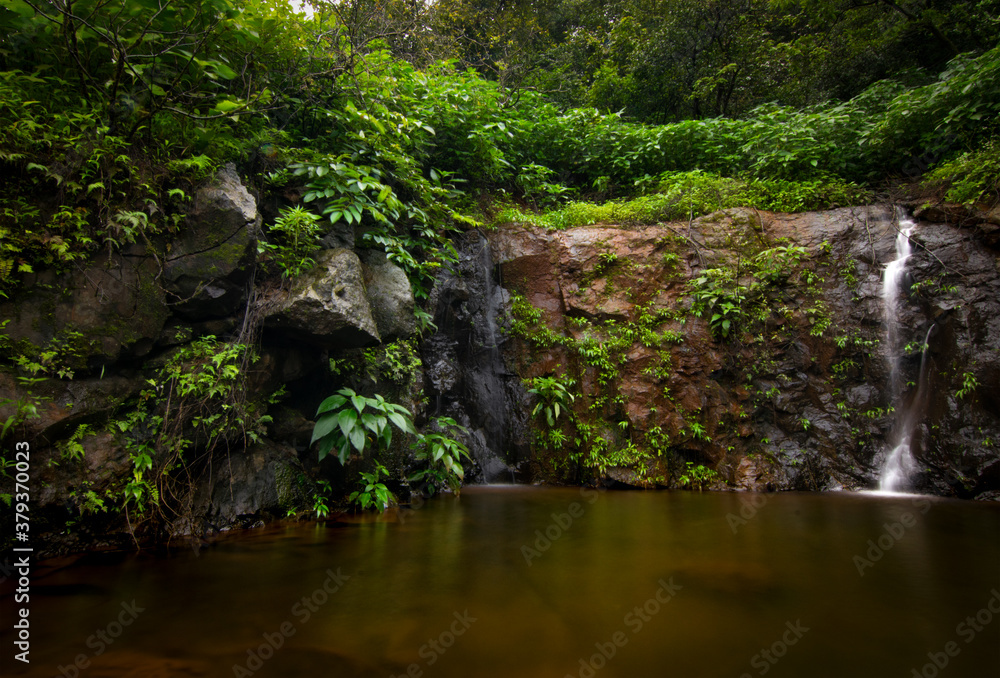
(0, 369), (147, 444)
(359, 249), (416, 340)
(162, 164), (261, 318)
(0, 250), (169, 369)
(263, 248), (380, 347)
(173, 439), (310, 535)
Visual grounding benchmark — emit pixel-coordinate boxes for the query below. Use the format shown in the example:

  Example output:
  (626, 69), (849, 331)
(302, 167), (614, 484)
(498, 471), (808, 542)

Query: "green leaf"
(317, 435), (337, 462)
(6, 1), (36, 18)
(338, 409), (358, 438)
(361, 412), (382, 434)
(348, 424), (366, 452)
(310, 413), (338, 444)
(317, 394), (348, 415)
(386, 411), (415, 434)
(212, 62), (238, 80)
(213, 99), (242, 113)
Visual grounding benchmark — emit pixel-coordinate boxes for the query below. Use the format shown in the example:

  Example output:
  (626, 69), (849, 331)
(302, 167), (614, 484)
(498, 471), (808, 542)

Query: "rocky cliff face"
(421, 231), (530, 483)
(487, 206), (1000, 499)
(5, 188), (998, 555)
(0, 165), (419, 552)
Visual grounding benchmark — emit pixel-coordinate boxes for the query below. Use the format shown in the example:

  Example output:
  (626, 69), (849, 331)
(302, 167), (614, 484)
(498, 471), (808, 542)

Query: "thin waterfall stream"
(423, 231), (522, 483)
(878, 213), (930, 493)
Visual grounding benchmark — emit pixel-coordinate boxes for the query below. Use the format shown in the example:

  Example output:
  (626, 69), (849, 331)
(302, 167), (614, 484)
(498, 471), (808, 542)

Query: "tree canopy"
(0, 0), (998, 296)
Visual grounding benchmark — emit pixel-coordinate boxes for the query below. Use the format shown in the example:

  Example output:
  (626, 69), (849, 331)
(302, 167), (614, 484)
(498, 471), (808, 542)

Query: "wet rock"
(264, 248), (380, 348)
(162, 164), (261, 318)
(359, 249), (416, 340)
(420, 231), (529, 481)
(488, 205), (1000, 498)
(0, 251), (168, 369)
(176, 439), (309, 535)
(423, 335), (461, 395)
(0, 370), (147, 444)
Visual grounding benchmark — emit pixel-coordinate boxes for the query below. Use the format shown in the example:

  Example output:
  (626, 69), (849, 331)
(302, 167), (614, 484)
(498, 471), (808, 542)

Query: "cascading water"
(422, 232), (527, 483)
(878, 214), (931, 493)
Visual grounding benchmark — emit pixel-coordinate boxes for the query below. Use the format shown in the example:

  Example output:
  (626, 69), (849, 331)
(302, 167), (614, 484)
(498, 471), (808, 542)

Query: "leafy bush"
(257, 206), (323, 278)
(527, 375), (577, 427)
(677, 462), (720, 491)
(111, 336), (273, 514)
(495, 171), (870, 230)
(409, 417), (472, 495)
(310, 388), (416, 464)
(349, 463), (395, 512)
(922, 138), (1000, 205)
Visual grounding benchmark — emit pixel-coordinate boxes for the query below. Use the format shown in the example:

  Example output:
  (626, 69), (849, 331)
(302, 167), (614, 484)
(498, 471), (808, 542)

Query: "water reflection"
(3, 488), (998, 677)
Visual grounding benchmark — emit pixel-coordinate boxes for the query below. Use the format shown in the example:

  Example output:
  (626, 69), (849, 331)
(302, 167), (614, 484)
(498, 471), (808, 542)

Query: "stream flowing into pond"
(879, 216), (921, 493)
(4, 488), (999, 677)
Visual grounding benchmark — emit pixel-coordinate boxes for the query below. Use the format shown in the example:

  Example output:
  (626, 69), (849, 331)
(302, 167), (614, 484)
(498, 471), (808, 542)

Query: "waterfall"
(877, 214), (930, 493)
(422, 232), (525, 483)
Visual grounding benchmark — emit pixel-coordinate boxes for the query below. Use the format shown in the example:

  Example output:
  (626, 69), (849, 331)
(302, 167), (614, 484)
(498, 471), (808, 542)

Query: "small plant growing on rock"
(409, 417), (471, 495)
(257, 205), (323, 278)
(349, 464), (394, 512)
(956, 371), (979, 400)
(677, 462), (720, 491)
(527, 374), (577, 427)
(311, 388), (416, 465)
(312, 479), (332, 518)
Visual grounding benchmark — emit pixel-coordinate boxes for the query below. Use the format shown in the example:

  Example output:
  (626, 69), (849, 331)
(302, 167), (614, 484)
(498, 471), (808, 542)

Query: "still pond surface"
(4, 487), (1000, 677)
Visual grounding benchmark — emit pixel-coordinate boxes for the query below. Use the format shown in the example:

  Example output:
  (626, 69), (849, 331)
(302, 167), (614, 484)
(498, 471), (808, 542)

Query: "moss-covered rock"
(0, 250), (169, 370)
(162, 163), (261, 319)
(264, 248), (380, 348)
(359, 249), (416, 340)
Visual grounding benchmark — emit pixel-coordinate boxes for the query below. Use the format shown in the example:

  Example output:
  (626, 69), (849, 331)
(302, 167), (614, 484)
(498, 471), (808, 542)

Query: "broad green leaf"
(310, 413), (338, 444)
(348, 425), (366, 452)
(316, 394), (348, 415)
(317, 435), (337, 462)
(361, 412), (381, 433)
(386, 411), (415, 434)
(338, 409), (358, 438)
(212, 62), (238, 80)
(214, 99), (242, 113)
